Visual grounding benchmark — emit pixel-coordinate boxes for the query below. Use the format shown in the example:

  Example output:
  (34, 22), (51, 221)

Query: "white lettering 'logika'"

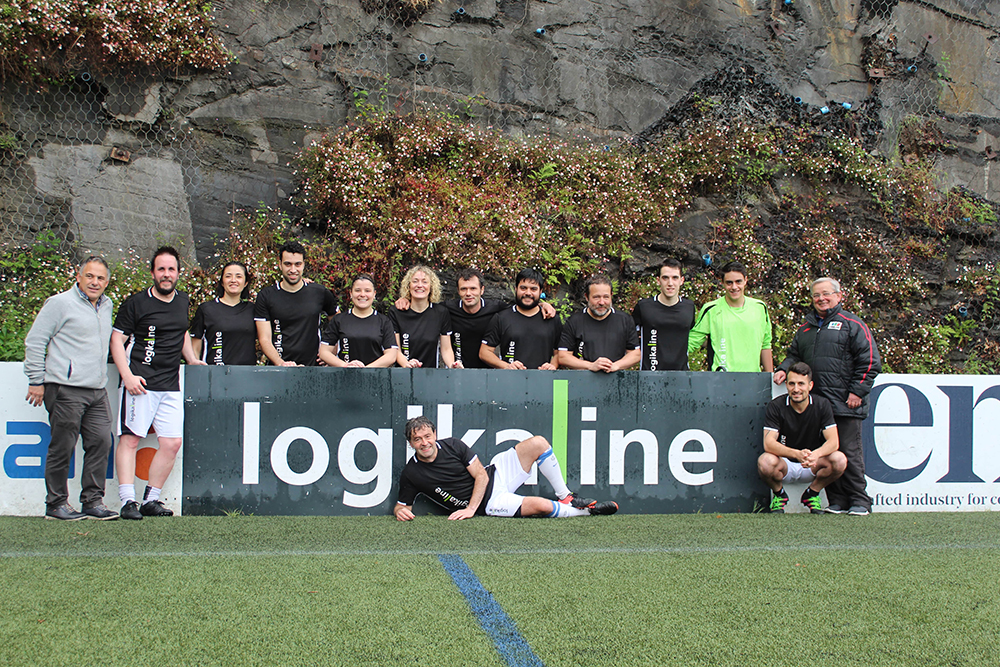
(242, 403), (393, 508)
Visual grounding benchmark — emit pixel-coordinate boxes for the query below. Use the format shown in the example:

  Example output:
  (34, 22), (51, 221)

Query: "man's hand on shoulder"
(540, 301), (557, 319)
(773, 370), (786, 385)
(394, 297), (411, 311)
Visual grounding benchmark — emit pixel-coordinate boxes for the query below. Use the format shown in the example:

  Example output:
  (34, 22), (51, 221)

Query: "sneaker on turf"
(558, 492), (597, 509)
(769, 493), (789, 514)
(588, 501), (619, 516)
(800, 489), (824, 514)
(83, 504), (119, 520)
(824, 504), (847, 514)
(45, 503), (87, 521)
(140, 500), (173, 517)
(120, 501), (143, 521)
(847, 505), (870, 516)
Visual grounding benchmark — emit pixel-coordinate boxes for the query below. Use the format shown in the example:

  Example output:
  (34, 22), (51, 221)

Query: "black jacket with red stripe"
(778, 304), (881, 419)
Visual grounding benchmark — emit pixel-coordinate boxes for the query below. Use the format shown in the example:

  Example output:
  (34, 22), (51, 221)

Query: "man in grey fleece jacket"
(24, 256), (118, 520)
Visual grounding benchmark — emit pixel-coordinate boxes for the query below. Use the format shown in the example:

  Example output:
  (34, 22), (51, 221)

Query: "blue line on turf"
(438, 554), (545, 667)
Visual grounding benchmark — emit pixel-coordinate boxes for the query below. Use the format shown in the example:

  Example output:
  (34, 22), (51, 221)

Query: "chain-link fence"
(1, 0), (998, 368)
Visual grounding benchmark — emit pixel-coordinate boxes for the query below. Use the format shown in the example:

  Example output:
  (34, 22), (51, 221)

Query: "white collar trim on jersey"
(146, 286), (177, 303)
(785, 395), (814, 406)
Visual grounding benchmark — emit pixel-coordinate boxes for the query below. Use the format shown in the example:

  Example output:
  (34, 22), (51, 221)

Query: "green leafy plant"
(0, 131), (18, 153)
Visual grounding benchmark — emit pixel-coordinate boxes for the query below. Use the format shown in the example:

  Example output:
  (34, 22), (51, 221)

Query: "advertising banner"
(0, 364), (183, 516)
(3, 363), (998, 516)
(865, 375), (1000, 512)
(182, 367), (773, 515)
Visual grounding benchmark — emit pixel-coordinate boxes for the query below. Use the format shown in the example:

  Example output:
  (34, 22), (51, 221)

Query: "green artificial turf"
(1, 513), (997, 666)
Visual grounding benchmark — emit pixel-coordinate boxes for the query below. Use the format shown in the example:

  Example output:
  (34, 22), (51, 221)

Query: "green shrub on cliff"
(2, 110), (998, 373)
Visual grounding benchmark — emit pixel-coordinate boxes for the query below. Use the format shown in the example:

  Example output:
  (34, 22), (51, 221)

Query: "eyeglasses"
(811, 291), (837, 298)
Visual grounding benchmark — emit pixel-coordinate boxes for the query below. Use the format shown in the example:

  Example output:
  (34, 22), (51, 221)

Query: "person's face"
(409, 425), (438, 461)
(723, 271), (746, 303)
(457, 277), (483, 308)
(409, 271), (431, 301)
(280, 252), (304, 285)
(516, 279), (541, 309)
(587, 283), (613, 318)
(76, 261), (109, 304)
(811, 281), (842, 316)
(657, 266), (683, 299)
(786, 372), (813, 404)
(151, 254), (179, 296)
(221, 265), (247, 298)
(351, 279), (376, 310)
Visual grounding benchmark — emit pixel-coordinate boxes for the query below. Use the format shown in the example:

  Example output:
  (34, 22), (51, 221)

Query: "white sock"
(537, 448), (571, 499)
(547, 501), (589, 518)
(119, 484), (135, 506)
(143, 486), (161, 504)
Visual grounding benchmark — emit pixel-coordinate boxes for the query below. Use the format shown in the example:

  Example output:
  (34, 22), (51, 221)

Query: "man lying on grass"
(394, 416), (618, 520)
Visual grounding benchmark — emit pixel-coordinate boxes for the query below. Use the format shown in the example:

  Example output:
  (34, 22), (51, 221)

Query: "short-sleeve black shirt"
(558, 308), (639, 362)
(631, 296), (696, 370)
(388, 304), (452, 368)
(190, 299), (257, 366)
(483, 306), (563, 369)
(113, 287), (190, 391)
(445, 298), (506, 369)
(253, 282), (338, 366)
(396, 437), (494, 514)
(764, 394), (837, 451)
(321, 309), (397, 366)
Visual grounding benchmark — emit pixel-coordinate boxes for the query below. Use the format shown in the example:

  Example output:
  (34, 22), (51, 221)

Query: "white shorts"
(484, 448), (531, 517)
(117, 389), (184, 439)
(782, 458), (816, 484)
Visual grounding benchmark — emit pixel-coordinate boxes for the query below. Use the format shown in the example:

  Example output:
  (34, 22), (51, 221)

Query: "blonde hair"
(398, 265), (442, 303)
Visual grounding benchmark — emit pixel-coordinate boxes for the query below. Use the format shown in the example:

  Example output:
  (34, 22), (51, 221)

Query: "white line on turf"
(2, 543), (998, 558)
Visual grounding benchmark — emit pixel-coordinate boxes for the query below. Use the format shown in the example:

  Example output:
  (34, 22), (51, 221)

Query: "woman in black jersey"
(319, 274), (397, 368)
(190, 261), (258, 365)
(388, 265), (460, 368)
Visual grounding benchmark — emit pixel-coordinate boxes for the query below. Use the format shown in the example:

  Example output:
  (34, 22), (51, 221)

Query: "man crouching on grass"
(394, 416), (618, 520)
(758, 362), (847, 513)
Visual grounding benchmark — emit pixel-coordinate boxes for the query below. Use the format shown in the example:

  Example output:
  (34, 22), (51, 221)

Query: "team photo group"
(24, 240), (880, 522)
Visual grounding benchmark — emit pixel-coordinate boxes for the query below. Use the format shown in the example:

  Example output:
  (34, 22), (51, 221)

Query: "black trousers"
(43, 384), (113, 508)
(825, 416), (871, 511)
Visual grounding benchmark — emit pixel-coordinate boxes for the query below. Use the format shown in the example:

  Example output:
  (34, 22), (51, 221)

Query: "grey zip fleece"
(23, 285), (113, 389)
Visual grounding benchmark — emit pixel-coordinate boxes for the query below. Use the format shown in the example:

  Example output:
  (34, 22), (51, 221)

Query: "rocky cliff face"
(0, 0), (997, 264)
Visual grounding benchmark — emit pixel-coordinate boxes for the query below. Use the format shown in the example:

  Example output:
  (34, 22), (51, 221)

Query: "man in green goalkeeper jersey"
(688, 261), (773, 372)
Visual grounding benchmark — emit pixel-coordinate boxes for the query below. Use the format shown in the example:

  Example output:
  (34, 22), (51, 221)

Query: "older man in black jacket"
(774, 277), (881, 516)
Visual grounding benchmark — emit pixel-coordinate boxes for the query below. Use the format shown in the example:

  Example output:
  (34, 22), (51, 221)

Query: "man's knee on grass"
(519, 496), (557, 517)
